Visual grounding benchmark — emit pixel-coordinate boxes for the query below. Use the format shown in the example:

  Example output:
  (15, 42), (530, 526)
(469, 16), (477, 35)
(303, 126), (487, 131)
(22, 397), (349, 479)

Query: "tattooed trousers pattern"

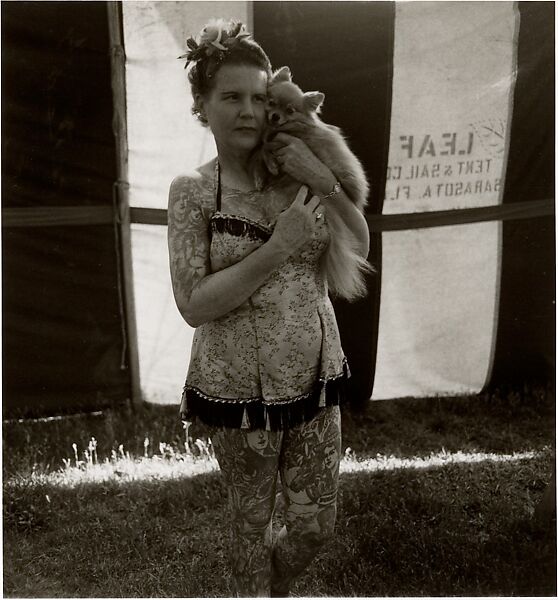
(211, 405), (342, 597)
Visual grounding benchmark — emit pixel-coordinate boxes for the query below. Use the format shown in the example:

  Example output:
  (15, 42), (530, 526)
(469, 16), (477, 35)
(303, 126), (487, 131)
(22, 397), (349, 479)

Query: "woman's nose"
(239, 99), (255, 117)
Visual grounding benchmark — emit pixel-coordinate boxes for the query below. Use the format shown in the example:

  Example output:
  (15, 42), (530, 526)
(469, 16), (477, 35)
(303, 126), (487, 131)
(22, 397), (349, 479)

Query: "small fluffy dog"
(260, 67), (374, 301)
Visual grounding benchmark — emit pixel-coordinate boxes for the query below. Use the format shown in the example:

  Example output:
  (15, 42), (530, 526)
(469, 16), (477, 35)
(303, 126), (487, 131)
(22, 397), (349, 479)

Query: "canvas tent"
(2, 1), (554, 418)
(3, 1), (136, 417)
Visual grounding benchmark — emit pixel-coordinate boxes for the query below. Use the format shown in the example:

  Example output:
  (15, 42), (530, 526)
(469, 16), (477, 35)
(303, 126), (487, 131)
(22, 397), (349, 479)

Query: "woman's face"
(246, 429), (269, 453)
(324, 444), (338, 470)
(198, 64), (268, 156)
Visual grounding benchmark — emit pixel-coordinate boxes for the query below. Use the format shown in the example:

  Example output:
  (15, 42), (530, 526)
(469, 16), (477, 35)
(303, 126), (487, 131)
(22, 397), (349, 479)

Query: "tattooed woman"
(168, 19), (369, 597)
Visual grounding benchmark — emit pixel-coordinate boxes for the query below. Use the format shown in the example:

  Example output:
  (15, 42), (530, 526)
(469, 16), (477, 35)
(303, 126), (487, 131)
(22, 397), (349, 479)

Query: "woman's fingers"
(294, 187), (321, 213)
(265, 133), (296, 155)
(293, 185), (310, 204)
(272, 132), (297, 145)
(305, 195), (321, 212)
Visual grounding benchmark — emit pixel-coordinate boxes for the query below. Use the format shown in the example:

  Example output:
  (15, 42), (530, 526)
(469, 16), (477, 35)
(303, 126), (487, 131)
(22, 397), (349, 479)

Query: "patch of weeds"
(3, 480), (53, 533)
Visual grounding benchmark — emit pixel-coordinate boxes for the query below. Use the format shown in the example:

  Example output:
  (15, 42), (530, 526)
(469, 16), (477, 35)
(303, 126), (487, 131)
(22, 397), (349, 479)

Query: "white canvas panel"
(123, 1), (249, 209)
(131, 224), (193, 401)
(374, 222), (501, 399)
(372, 2), (517, 399)
(383, 2), (517, 214)
(123, 2), (250, 403)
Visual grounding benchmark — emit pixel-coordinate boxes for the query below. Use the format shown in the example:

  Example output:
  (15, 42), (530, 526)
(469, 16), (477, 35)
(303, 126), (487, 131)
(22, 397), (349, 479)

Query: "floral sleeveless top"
(171, 164), (349, 431)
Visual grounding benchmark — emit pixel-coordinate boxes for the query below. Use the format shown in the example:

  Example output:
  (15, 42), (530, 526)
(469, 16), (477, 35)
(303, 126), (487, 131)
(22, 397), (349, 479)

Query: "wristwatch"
(322, 181), (342, 200)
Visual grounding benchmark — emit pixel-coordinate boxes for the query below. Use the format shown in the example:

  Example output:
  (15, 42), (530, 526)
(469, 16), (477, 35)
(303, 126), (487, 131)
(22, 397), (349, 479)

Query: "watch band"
(322, 181), (342, 200)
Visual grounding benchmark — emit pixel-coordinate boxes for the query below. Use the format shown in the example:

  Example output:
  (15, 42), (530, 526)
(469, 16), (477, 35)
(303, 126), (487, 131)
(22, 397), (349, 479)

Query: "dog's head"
(266, 67), (325, 126)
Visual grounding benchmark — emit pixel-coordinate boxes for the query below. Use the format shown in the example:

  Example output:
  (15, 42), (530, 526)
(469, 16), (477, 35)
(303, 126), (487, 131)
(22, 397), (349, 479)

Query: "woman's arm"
(168, 177), (321, 327)
(270, 133), (370, 258)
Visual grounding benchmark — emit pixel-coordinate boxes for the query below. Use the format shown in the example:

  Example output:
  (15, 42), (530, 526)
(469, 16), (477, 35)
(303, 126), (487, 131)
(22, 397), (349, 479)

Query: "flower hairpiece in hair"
(178, 19), (251, 70)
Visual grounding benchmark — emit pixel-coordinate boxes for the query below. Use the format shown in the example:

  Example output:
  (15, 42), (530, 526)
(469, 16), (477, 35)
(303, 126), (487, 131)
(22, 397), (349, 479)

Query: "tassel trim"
(180, 361), (350, 431)
(211, 213), (272, 243)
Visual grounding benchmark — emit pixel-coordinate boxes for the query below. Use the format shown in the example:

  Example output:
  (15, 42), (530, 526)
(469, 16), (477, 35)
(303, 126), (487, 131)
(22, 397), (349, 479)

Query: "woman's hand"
(269, 185), (324, 256)
(267, 132), (336, 196)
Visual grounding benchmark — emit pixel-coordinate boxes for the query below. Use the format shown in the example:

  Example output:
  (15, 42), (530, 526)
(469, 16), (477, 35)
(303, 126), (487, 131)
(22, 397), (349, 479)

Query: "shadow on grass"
(4, 450), (556, 597)
(327, 458), (556, 597)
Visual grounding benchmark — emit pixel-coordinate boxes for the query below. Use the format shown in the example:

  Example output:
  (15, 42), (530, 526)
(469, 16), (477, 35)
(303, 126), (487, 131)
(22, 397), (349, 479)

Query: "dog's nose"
(270, 112), (280, 123)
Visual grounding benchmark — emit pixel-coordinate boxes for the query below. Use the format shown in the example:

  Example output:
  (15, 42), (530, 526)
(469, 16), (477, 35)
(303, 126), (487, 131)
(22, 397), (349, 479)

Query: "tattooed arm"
(168, 175), (321, 328)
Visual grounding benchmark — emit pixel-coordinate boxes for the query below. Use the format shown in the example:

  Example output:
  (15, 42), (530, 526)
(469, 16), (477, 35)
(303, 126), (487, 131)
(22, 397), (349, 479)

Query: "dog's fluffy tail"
(322, 206), (376, 301)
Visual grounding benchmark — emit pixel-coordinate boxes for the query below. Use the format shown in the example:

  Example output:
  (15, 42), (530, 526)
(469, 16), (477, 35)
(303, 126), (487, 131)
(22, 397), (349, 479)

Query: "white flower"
(199, 20), (223, 45)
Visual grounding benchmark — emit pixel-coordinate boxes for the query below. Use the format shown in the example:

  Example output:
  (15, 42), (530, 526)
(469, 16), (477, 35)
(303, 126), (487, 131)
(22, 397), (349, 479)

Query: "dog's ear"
(302, 91), (325, 113)
(271, 66), (292, 84)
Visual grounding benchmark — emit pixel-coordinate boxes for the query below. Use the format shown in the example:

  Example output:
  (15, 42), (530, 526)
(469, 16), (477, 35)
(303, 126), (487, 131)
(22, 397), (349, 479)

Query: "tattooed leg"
(271, 406), (342, 597)
(211, 426), (283, 597)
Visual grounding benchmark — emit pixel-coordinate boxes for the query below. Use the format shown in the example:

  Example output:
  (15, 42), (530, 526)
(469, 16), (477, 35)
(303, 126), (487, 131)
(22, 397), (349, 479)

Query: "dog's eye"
(286, 107), (296, 115)
(267, 99), (276, 107)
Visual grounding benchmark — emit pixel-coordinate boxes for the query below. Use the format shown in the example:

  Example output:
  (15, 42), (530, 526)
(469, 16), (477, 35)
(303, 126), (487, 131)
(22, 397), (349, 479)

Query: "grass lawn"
(3, 382), (556, 597)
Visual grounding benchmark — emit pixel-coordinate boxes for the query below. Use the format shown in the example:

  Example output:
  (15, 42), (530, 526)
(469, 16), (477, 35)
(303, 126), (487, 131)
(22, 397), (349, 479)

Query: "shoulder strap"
(214, 159), (222, 212)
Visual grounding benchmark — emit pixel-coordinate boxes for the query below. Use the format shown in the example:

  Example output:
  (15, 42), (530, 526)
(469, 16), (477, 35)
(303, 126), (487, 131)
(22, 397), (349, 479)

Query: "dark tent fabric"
(489, 1), (555, 386)
(2, 1), (131, 417)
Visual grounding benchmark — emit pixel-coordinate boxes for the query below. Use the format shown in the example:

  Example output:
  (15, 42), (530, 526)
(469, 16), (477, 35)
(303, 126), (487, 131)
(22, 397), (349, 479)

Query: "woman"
(168, 19), (369, 597)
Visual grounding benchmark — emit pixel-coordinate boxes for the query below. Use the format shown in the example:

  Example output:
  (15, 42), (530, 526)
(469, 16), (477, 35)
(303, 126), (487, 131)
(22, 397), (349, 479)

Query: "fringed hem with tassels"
(180, 361), (350, 431)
